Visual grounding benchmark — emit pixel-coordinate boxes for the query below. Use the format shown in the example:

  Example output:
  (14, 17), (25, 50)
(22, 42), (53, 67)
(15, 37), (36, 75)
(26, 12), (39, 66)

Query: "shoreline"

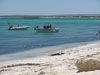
(0, 15), (100, 19)
(0, 41), (99, 63)
(0, 41), (100, 75)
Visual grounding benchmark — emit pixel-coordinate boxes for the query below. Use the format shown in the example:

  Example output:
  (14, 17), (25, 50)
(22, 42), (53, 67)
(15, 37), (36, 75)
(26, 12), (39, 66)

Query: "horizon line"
(0, 14), (100, 16)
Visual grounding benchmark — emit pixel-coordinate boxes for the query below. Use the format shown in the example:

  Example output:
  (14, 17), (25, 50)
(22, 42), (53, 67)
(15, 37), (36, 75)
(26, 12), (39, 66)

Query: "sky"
(0, 0), (100, 15)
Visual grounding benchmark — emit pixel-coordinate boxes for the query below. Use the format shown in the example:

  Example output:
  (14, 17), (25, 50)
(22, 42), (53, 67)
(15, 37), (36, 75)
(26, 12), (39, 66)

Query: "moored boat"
(34, 24), (59, 33)
(35, 28), (59, 33)
(96, 31), (100, 35)
(8, 26), (30, 30)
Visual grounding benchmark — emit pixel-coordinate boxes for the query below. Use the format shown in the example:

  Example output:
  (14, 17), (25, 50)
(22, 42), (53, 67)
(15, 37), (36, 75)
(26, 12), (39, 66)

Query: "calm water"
(0, 18), (100, 55)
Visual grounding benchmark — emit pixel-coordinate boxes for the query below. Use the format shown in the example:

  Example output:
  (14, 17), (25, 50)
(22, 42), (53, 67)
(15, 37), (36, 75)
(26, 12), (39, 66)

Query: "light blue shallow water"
(0, 18), (100, 55)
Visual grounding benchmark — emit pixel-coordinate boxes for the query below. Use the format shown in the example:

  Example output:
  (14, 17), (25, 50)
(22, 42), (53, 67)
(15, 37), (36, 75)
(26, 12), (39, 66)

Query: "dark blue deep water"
(0, 18), (100, 55)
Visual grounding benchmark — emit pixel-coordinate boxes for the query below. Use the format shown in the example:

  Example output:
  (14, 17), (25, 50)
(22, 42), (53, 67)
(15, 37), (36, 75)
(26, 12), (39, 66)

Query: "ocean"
(0, 18), (100, 55)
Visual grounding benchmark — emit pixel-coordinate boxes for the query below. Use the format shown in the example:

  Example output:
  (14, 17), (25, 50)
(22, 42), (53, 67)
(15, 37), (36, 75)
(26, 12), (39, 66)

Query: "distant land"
(0, 14), (100, 18)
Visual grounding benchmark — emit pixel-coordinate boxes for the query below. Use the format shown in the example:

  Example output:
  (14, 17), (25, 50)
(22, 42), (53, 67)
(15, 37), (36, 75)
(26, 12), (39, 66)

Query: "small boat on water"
(35, 28), (59, 33)
(34, 24), (59, 33)
(8, 25), (30, 30)
(96, 31), (100, 35)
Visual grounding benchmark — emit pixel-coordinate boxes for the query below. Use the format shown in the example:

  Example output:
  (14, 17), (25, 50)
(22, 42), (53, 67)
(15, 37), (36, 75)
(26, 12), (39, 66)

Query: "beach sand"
(0, 42), (100, 75)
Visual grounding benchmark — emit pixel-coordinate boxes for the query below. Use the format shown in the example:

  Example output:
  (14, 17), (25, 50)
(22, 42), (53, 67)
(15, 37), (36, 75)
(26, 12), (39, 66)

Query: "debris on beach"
(49, 52), (64, 56)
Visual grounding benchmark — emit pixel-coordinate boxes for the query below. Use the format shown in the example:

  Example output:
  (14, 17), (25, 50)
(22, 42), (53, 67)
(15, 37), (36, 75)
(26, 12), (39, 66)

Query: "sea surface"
(0, 18), (100, 55)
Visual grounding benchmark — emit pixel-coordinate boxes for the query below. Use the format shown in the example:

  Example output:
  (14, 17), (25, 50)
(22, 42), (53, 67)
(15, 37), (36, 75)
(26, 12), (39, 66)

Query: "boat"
(96, 31), (100, 35)
(8, 26), (30, 30)
(35, 28), (59, 33)
(34, 24), (59, 33)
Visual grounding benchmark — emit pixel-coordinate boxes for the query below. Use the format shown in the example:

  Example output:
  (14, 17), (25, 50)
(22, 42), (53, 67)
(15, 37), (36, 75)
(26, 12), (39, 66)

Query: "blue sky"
(0, 0), (100, 15)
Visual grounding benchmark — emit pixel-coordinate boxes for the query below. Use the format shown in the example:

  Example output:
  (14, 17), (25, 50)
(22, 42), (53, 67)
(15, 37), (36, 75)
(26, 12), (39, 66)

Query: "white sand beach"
(0, 42), (100, 75)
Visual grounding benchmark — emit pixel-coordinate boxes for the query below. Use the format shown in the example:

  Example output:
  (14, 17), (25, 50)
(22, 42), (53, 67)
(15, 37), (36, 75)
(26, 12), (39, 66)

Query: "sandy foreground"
(0, 42), (100, 75)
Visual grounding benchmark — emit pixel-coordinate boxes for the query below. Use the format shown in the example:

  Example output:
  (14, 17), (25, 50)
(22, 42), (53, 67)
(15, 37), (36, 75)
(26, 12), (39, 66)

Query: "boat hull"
(8, 26), (30, 30)
(35, 28), (59, 33)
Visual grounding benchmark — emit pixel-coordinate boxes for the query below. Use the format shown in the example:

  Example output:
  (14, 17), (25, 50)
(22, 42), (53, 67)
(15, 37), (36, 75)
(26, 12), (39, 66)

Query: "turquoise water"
(0, 18), (100, 55)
